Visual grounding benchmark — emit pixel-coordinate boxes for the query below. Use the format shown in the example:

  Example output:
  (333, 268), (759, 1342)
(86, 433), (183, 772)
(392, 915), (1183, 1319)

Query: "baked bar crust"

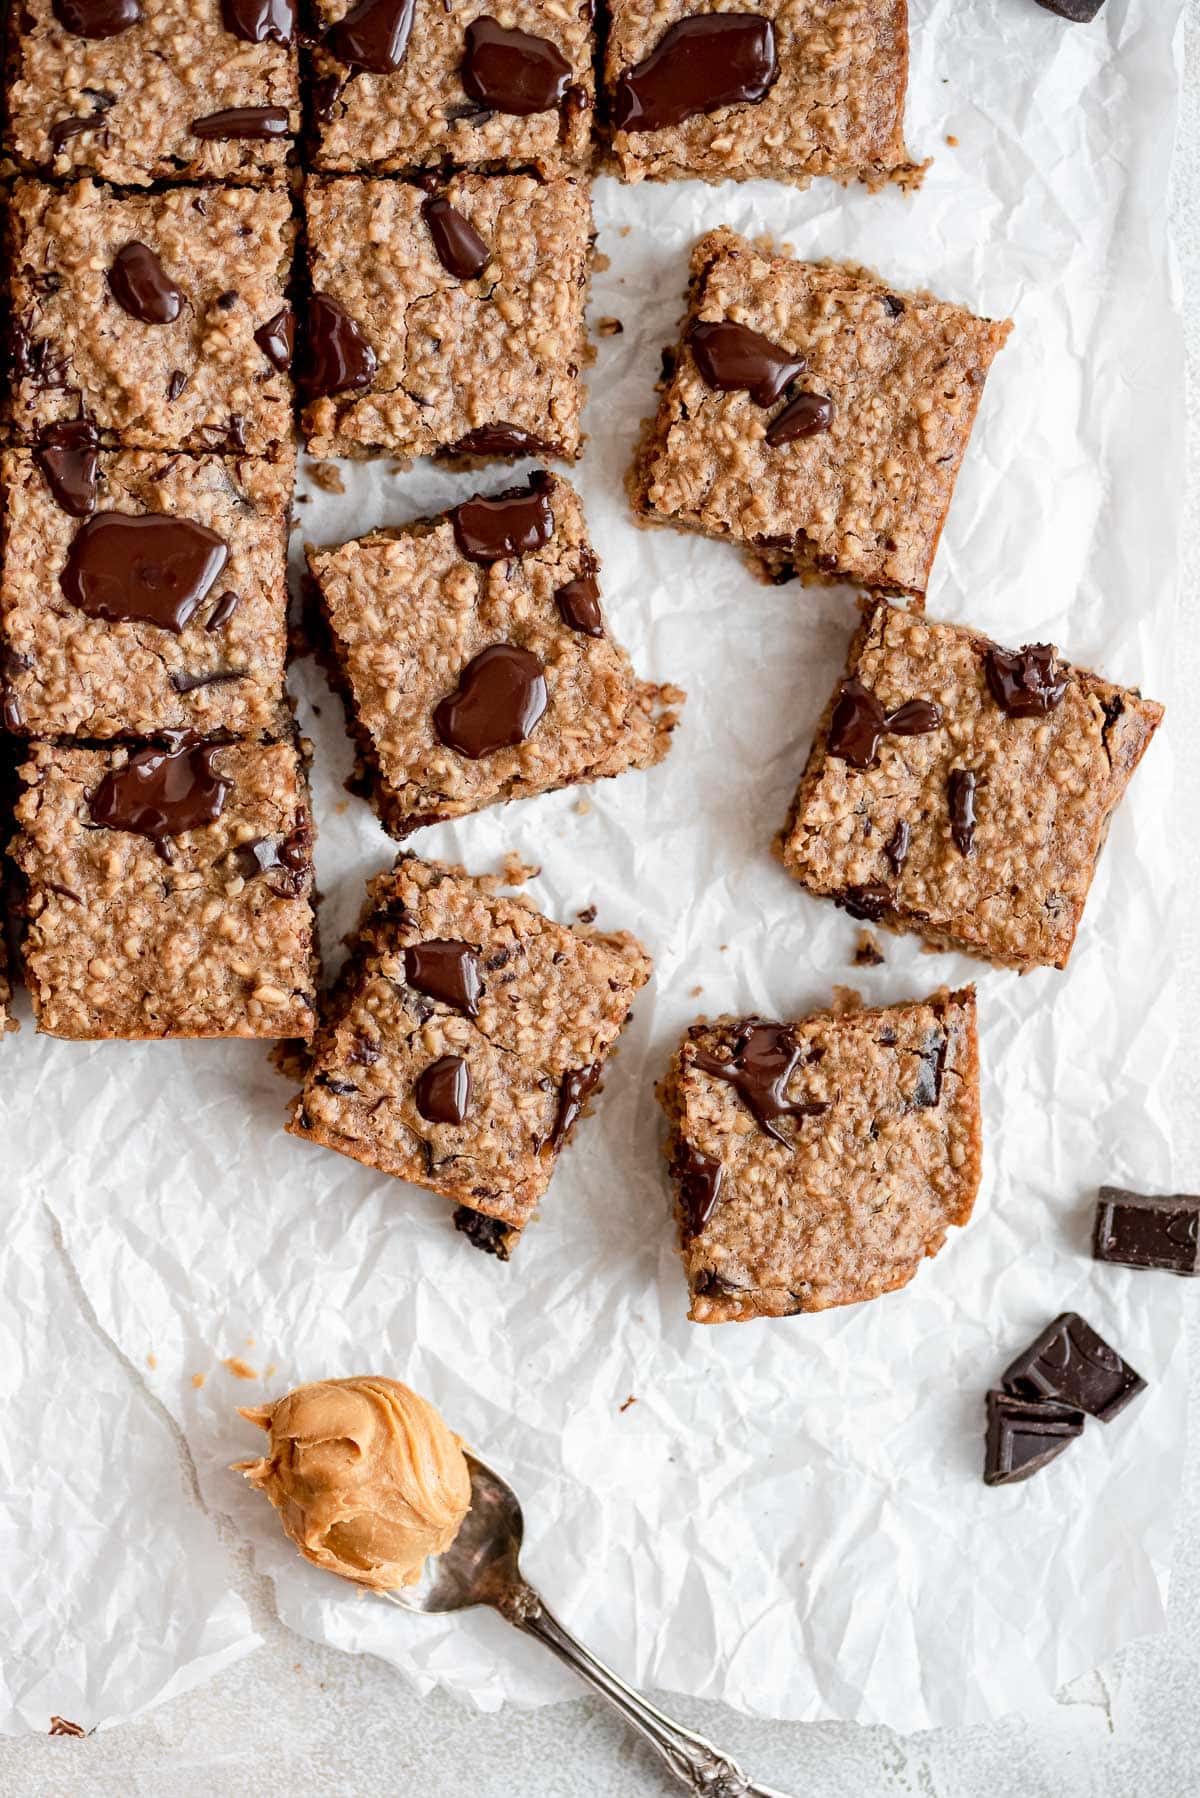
(0, 446), (293, 739)
(300, 173), (591, 463)
(605, 0), (922, 190)
(4, 0), (299, 186)
(776, 602), (1164, 970)
(10, 738), (317, 1039)
(287, 854), (652, 1246)
(5, 179), (295, 454)
(629, 229), (1011, 600)
(305, 472), (682, 835)
(660, 988), (982, 1322)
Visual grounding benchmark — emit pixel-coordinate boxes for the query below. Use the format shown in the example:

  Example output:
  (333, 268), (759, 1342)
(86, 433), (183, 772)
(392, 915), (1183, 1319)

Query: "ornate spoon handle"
(495, 1581), (793, 1798)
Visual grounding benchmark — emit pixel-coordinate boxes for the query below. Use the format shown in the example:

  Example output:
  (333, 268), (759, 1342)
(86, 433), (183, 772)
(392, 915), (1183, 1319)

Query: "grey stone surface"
(2, 7), (1198, 1793)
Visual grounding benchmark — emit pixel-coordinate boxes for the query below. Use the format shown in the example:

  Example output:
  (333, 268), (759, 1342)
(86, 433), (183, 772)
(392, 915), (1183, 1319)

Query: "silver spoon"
(381, 1452), (794, 1798)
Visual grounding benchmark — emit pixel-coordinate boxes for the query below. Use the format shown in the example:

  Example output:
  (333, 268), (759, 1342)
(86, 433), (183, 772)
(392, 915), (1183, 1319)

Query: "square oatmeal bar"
(629, 230), (1011, 600)
(288, 855), (651, 1256)
(660, 988), (982, 1322)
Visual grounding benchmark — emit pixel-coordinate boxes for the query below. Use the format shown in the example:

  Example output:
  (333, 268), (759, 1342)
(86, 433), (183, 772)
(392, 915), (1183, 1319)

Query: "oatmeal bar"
(776, 602), (1163, 971)
(605, 0), (921, 191)
(5, 180), (295, 454)
(10, 737), (317, 1039)
(660, 987), (981, 1323)
(308, 0), (594, 175)
(0, 444), (293, 739)
(629, 229), (1011, 599)
(300, 173), (590, 463)
(4, 0), (299, 186)
(305, 471), (682, 834)
(288, 854), (651, 1253)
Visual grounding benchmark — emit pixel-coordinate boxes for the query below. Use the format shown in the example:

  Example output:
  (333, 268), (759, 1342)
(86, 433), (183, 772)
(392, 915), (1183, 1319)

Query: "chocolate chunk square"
(1093, 1187), (1200, 1275)
(606, 0), (923, 191)
(309, 0), (593, 175)
(776, 602), (1163, 971)
(1001, 1313), (1146, 1423)
(4, 0), (299, 185)
(983, 1390), (1085, 1486)
(1035, 0), (1105, 20)
(305, 472), (682, 835)
(5, 180), (295, 454)
(1, 445), (292, 739)
(288, 855), (651, 1252)
(659, 987), (982, 1323)
(10, 738), (317, 1040)
(629, 229), (1010, 600)
(300, 174), (591, 463)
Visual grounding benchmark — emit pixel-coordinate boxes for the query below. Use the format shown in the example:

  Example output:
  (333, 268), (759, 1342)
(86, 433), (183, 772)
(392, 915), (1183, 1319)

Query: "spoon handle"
(495, 1581), (793, 1798)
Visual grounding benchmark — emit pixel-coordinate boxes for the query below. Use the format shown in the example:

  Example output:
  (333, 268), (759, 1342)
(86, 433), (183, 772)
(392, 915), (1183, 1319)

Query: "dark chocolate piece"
(49, 92), (115, 149)
(52, 0), (140, 36)
(221, 0), (295, 44)
(35, 419), (100, 517)
(414, 1054), (470, 1125)
(206, 590), (240, 632)
(885, 820), (911, 877)
(984, 643), (1068, 718)
(1093, 1187), (1200, 1275)
(433, 644), (548, 759)
(834, 885), (892, 922)
(190, 106), (290, 139)
(1034, 0), (1105, 19)
(453, 1205), (517, 1259)
(546, 1063), (601, 1153)
(554, 565), (603, 636)
(612, 14), (778, 133)
(446, 423), (559, 460)
(827, 679), (942, 769)
(692, 1021), (827, 1146)
(300, 294), (378, 400)
(403, 940), (483, 1017)
(326, 0), (415, 70)
(1002, 1312), (1146, 1423)
(687, 319), (804, 409)
(61, 513), (228, 632)
(675, 1143), (724, 1241)
(107, 242), (182, 325)
(947, 768), (977, 855)
(451, 475), (555, 562)
(422, 197), (491, 281)
(227, 825), (311, 894)
(90, 741), (230, 840)
(766, 391), (834, 446)
(983, 1390), (1085, 1487)
(254, 307), (295, 372)
(461, 16), (571, 116)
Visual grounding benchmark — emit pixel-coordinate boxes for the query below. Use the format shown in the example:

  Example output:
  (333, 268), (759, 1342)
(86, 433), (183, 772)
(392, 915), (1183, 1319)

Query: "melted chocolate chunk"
(554, 563), (603, 636)
(107, 242), (183, 325)
(547, 1063), (601, 1153)
(885, 820), (911, 877)
(947, 768), (977, 855)
(692, 1021), (827, 1145)
(687, 319), (804, 409)
(461, 17), (571, 115)
(300, 294), (378, 400)
(447, 423), (559, 459)
(886, 698), (943, 736)
(326, 0), (414, 69)
(909, 1029), (947, 1109)
(827, 679), (942, 769)
(766, 391), (834, 446)
(191, 106), (290, 139)
(11, 323), (71, 392)
(612, 14), (777, 133)
(171, 668), (243, 693)
(227, 824), (311, 894)
(61, 512), (228, 632)
(35, 418), (100, 517)
(984, 642), (1068, 718)
(834, 885), (892, 923)
(206, 591), (240, 632)
(403, 940), (483, 1017)
(167, 369), (188, 401)
(983, 1390), (1084, 1487)
(90, 740), (230, 840)
(1093, 1187), (1200, 1276)
(254, 306), (294, 372)
(675, 1143), (724, 1242)
(1002, 1313), (1146, 1423)
(220, 0), (294, 43)
(422, 197), (491, 280)
(451, 474), (555, 562)
(433, 643), (548, 759)
(52, 0), (140, 35)
(414, 1054), (470, 1125)
(49, 92), (115, 149)
(453, 1206), (517, 1259)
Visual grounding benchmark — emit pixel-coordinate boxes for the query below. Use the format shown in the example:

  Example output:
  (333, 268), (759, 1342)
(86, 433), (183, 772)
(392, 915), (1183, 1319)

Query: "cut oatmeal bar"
(10, 738), (317, 1039)
(305, 472), (682, 835)
(629, 229), (1011, 600)
(775, 602), (1164, 971)
(300, 173), (591, 463)
(288, 855), (651, 1256)
(660, 988), (982, 1322)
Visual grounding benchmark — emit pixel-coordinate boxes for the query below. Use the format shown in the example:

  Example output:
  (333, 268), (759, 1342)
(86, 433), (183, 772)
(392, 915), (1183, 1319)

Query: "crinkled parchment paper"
(0, 0), (1186, 1736)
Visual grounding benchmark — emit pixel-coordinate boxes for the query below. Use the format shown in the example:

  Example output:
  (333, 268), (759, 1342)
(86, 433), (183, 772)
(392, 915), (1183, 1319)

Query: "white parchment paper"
(0, 0), (1186, 1736)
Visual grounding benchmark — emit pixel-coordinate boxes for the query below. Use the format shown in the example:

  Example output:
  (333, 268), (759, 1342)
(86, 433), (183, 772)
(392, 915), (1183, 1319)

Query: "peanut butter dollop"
(235, 1375), (472, 1590)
